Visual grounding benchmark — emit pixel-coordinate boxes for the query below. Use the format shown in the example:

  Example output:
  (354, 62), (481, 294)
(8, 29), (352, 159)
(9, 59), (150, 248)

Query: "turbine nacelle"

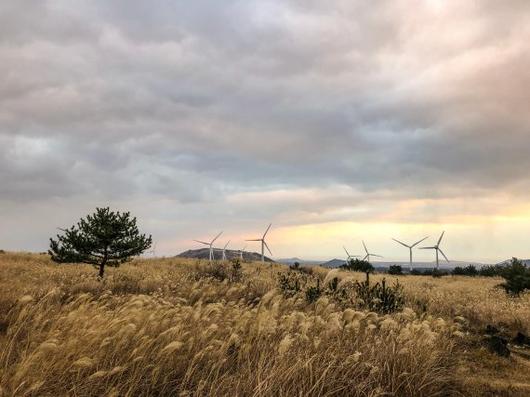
(419, 231), (449, 269)
(362, 240), (383, 262)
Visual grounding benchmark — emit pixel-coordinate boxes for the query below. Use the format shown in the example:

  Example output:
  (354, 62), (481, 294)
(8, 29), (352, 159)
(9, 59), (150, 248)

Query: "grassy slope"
(0, 252), (529, 396)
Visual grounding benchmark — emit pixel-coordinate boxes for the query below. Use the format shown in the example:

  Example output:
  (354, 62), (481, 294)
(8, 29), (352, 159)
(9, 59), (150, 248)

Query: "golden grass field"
(0, 252), (529, 396)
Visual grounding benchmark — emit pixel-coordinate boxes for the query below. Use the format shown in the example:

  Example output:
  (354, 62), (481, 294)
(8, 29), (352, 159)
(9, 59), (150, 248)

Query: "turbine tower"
(221, 240), (231, 261)
(246, 223), (272, 263)
(391, 236), (429, 272)
(362, 241), (383, 263)
(193, 231), (223, 263)
(238, 245), (247, 261)
(343, 246), (359, 265)
(420, 231), (449, 270)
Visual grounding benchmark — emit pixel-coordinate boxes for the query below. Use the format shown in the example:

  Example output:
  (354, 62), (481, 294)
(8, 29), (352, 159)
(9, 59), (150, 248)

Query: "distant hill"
(176, 248), (274, 263)
(276, 257), (323, 266)
(321, 258), (347, 268)
(496, 258), (530, 267)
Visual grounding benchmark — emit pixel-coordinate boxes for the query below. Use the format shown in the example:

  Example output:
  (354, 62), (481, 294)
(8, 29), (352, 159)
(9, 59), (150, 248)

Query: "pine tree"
(49, 207), (152, 278)
(341, 258), (374, 282)
(500, 258), (530, 296)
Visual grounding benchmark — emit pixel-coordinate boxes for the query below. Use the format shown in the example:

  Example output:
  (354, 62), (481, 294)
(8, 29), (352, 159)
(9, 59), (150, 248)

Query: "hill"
(276, 257), (323, 266)
(497, 258), (530, 266)
(321, 258), (347, 268)
(176, 248), (274, 263)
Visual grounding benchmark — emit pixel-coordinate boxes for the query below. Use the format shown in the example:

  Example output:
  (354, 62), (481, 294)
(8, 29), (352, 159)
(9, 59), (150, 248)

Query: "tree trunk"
(99, 248), (108, 279)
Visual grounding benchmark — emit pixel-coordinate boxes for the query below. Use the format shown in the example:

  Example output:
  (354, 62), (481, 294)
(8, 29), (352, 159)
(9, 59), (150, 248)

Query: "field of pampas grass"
(0, 253), (529, 396)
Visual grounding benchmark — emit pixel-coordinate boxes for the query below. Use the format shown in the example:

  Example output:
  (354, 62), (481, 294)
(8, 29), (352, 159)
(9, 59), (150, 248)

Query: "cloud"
(1, 1), (529, 260)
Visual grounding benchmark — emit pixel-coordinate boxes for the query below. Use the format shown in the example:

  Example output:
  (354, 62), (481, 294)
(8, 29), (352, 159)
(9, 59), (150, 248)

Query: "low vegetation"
(0, 252), (529, 396)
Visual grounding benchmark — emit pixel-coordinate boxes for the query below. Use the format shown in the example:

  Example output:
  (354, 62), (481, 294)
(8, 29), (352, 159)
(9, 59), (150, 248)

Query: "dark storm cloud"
(1, 0), (530, 252)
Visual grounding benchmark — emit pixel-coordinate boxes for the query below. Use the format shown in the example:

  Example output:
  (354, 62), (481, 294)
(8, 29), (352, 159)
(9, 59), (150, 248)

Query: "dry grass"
(0, 252), (529, 396)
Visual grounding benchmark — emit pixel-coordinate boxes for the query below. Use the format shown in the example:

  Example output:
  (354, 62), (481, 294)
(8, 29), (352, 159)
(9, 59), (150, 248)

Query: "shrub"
(388, 265), (403, 275)
(452, 265), (478, 276)
(277, 271), (307, 297)
(194, 260), (243, 282)
(229, 258), (243, 282)
(305, 279), (322, 303)
(420, 269), (448, 278)
(499, 258), (530, 296)
(479, 265), (503, 277)
(452, 266), (464, 275)
(353, 278), (404, 314)
(289, 262), (313, 275)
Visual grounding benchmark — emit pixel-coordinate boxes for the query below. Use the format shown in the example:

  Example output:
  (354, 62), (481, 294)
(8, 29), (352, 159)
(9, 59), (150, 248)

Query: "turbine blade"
(438, 248), (450, 262)
(437, 231), (445, 246)
(263, 241), (273, 256)
(262, 223), (272, 239)
(420, 246), (437, 250)
(193, 240), (210, 245)
(372, 254), (383, 258)
(245, 239), (261, 241)
(392, 238), (409, 248)
(362, 240), (369, 255)
(211, 231), (223, 244)
(224, 240), (230, 249)
(363, 254), (369, 261)
(411, 236), (429, 247)
(343, 246), (351, 257)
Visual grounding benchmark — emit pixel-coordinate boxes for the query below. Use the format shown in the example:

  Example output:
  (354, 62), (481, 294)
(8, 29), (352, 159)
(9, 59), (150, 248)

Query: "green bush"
(194, 260), (243, 282)
(277, 271), (307, 297)
(452, 265), (478, 276)
(289, 262), (313, 275)
(341, 258), (374, 273)
(353, 278), (404, 314)
(478, 265), (503, 277)
(305, 279), (322, 303)
(229, 258), (243, 282)
(499, 258), (530, 296)
(418, 269), (448, 278)
(388, 265), (403, 275)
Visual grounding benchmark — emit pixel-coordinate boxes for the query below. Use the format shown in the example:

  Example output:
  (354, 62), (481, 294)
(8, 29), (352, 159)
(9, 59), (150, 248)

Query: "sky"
(1, 0), (530, 263)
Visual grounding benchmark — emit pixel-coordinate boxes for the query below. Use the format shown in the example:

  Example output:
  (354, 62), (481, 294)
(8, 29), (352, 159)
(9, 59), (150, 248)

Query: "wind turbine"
(391, 236), (429, 272)
(343, 246), (359, 265)
(193, 231), (223, 262)
(246, 223), (272, 263)
(420, 231), (449, 270)
(362, 241), (383, 263)
(220, 240), (231, 261)
(237, 245), (247, 261)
